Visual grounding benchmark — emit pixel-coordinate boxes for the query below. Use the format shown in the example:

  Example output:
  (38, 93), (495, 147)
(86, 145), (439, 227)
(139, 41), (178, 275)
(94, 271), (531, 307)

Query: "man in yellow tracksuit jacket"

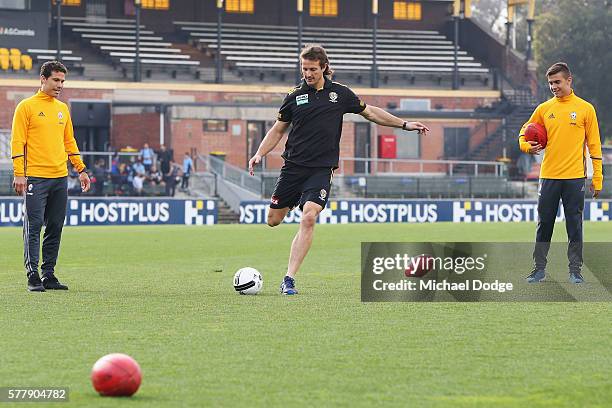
(11, 61), (91, 292)
(518, 62), (603, 284)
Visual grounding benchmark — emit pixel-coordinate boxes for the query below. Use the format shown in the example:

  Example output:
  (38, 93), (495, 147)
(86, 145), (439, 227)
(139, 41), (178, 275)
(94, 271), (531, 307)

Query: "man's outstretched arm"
(359, 105), (429, 134)
(248, 120), (290, 175)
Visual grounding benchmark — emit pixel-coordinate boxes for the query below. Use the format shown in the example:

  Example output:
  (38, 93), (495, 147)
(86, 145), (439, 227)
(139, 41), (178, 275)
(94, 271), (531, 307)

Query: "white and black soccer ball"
(233, 267), (263, 295)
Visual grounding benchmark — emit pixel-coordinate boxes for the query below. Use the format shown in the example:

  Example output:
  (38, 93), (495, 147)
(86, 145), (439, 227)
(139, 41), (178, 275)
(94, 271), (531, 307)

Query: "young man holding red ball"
(519, 62), (603, 284)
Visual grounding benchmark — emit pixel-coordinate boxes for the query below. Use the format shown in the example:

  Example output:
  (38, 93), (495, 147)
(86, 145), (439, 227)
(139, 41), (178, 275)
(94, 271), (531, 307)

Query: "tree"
(534, 0), (612, 141)
(470, 0), (506, 40)
(471, 0), (533, 53)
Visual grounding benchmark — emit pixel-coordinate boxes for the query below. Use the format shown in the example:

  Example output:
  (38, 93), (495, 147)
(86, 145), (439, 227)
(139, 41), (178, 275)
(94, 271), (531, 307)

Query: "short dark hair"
(300, 44), (333, 78)
(546, 62), (571, 78)
(40, 60), (68, 78)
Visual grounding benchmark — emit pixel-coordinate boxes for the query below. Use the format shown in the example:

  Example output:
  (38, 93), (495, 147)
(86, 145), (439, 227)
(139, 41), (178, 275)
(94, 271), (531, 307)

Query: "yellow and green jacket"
(518, 91), (603, 190)
(11, 90), (86, 178)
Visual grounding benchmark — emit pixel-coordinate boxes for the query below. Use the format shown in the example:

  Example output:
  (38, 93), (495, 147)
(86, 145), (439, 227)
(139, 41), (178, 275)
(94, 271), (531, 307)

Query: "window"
(203, 120), (228, 132)
(226, 0), (254, 14)
(444, 128), (470, 158)
(51, 0), (81, 5)
(393, 1), (421, 20)
(310, 0), (337, 17)
(141, 0), (169, 10)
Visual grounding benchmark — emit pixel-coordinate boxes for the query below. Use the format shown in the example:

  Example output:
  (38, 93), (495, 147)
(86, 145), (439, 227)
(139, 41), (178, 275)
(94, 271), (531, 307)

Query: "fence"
(197, 154), (262, 195)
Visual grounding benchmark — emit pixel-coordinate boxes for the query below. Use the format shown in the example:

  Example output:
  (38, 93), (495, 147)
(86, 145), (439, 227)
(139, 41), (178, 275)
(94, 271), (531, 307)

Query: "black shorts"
(269, 162), (334, 210)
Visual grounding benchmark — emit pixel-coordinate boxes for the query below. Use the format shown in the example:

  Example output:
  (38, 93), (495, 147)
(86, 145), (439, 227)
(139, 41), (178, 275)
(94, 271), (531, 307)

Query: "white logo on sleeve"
(319, 189), (327, 200)
(329, 92), (338, 103)
(296, 94), (309, 106)
(58, 111), (63, 119)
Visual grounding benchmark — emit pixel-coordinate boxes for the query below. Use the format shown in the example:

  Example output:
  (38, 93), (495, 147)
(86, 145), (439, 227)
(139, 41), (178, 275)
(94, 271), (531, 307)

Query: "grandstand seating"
(20, 55), (33, 71)
(0, 47), (33, 72)
(174, 21), (491, 86)
(63, 17), (200, 79)
(25, 49), (84, 73)
(0, 54), (8, 71)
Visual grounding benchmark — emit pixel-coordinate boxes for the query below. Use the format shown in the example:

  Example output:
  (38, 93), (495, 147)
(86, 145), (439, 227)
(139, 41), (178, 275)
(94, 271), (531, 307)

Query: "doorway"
(246, 121), (274, 171)
(354, 122), (371, 174)
(71, 101), (111, 168)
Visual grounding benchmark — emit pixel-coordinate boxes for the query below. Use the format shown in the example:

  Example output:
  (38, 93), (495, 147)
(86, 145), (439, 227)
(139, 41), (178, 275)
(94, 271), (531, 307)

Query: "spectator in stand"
(110, 153), (122, 194)
(125, 157), (136, 195)
(165, 159), (180, 197)
(149, 165), (163, 185)
(132, 172), (145, 196)
(140, 143), (155, 172)
(92, 159), (107, 196)
(67, 169), (81, 196)
(118, 162), (129, 194)
(157, 144), (173, 176)
(181, 152), (193, 190)
(133, 157), (146, 178)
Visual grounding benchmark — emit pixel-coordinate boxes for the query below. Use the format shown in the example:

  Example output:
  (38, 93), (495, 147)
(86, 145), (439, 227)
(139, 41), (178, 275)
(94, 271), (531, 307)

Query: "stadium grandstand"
(1, 0), (609, 222)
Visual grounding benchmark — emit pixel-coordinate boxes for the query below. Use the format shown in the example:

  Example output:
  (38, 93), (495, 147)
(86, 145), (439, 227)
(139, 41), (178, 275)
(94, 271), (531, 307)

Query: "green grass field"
(1, 222), (611, 407)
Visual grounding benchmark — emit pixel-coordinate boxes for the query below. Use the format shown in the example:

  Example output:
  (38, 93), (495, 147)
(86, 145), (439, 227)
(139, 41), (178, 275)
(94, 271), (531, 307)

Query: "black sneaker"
(42, 274), (68, 290)
(526, 269), (546, 283)
(27, 273), (45, 292)
(569, 271), (584, 284)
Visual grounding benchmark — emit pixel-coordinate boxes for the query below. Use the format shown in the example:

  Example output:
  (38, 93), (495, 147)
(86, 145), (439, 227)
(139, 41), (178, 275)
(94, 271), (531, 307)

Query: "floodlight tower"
(134, 0), (142, 82)
(56, 0), (63, 62)
(216, 0), (224, 84)
(506, 0), (536, 56)
(297, 0), (303, 84)
(371, 0), (379, 88)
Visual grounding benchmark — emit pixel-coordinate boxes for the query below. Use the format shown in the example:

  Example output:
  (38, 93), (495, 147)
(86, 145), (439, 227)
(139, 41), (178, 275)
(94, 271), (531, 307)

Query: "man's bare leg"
(286, 201), (322, 278)
(268, 207), (289, 227)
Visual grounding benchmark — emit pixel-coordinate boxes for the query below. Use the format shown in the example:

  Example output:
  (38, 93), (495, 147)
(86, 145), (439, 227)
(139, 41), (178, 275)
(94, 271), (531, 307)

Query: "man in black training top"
(249, 45), (429, 295)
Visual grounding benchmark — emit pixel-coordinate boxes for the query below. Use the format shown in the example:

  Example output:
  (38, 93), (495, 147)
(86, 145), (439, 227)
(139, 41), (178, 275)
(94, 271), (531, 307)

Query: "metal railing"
(0, 129), (10, 163)
(196, 154), (510, 199)
(336, 157), (507, 177)
(79, 151), (141, 171)
(0, 150), (143, 172)
(342, 175), (526, 199)
(197, 154), (262, 195)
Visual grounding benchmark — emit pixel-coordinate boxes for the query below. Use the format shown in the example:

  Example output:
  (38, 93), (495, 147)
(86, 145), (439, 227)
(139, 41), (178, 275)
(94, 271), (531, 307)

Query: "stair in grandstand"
(503, 88), (539, 107)
(217, 199), (240, 224)
(453, 101), (537, 175)
(187, 171), (240, 223)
